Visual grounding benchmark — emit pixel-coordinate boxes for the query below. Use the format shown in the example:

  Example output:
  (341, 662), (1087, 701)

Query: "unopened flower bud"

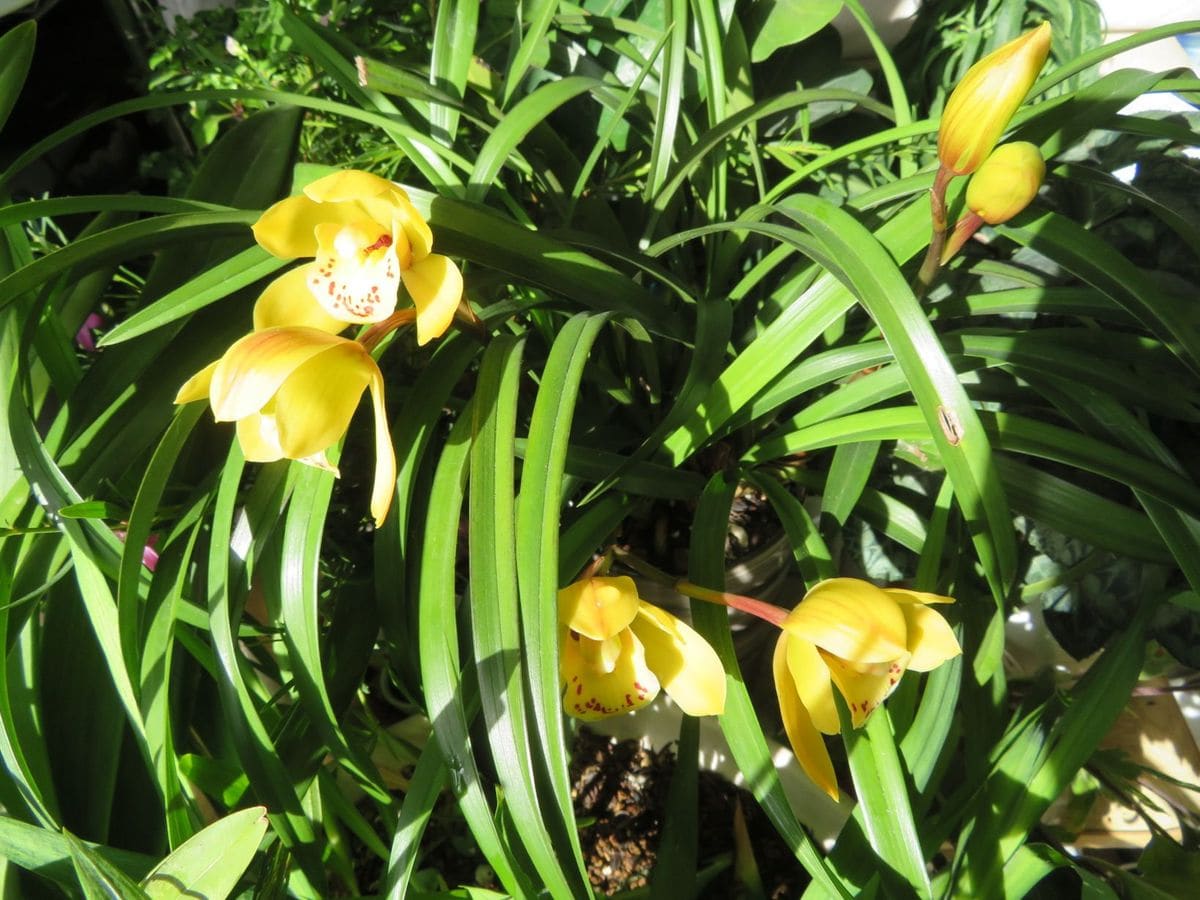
(938, 23), (1052, 175)
(966, 141), (1045, 224)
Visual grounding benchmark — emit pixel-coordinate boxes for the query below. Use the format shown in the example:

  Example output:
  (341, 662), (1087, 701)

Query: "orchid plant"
(2, 2), (1200, 898)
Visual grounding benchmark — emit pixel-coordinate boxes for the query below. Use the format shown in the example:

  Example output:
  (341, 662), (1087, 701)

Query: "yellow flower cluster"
(937, 25), (1052, 261)
(176, 170), (464, 526)
(556, 571), (960, 802)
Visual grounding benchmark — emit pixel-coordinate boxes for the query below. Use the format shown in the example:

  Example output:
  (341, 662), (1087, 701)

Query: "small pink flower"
(76, 312), (105, 352)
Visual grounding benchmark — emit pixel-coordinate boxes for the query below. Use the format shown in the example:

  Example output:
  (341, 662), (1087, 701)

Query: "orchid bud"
(966, 141), (1045, 224)
(937, 23), (1052, 175)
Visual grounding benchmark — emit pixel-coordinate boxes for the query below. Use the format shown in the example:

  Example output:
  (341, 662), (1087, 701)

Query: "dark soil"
(570, 728), (810, 898)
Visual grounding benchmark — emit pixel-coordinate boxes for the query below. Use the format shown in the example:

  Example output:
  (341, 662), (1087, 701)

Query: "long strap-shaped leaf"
(470, 335), (589, 899)
(203, 450), (327, 890)
(659, 190), (937, 463)
(376, 335), (478, 691)
(405, 186), (683, 339)
(279, 460), (392, 804)
(0, 212), (257, 315)
(998, 210), (1200, 374)
(770, 197), (1016, 599)
(417, 403), (527, 898)
(429, 0), (479, 146)
(689, 471), (850, 898)
(468, 76), (601, 204)
(951, 593), (1159, 898)
(502, 0), (560, 108)
(644, 0), (687, 206)
(515, 313), (611, 889)
(0, 21), (35, 136)
(840, 705), (932, 899)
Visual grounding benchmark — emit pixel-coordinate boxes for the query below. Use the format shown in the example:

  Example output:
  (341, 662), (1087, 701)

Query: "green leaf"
(502, 0), (560, 107)
(899, 656), (962, 795)
(278, 12), (460, 186)
(771, 197), (1017, 598)
(649, 716), (699, 899)
(840, 704), (931, 898)
(202, 449), (325, 889)
(644, 0), (687, 203)
(63, 828), (152, 900)
(430, 0), (479, 143)
(821, 442), (881, 528)
(384, 737), (448, 898)
(468, 76), (600, 203)
(276, 458), (390, 801)
(954, 596), (1159, 896)
(0, 20), (35, 137)
(417, 404), (528, 898)
(99, 246), (285, 346)
(141, 806), (268, 900)
(747, 469), (833, 585)
(688, 472), (850, 898)
(57, 500), (128, 520)
(514, 314), (610, 885)
(1137, 838), (1200, 898)
(0, 816), (154, 891)
(996, 211), (1200, 373)
(469, 336), (586, 898)
(659, 191), (932, 464)
(749, 0), (842, 63)
(406, 187), (682, 339)
(0, 212), (258, 316)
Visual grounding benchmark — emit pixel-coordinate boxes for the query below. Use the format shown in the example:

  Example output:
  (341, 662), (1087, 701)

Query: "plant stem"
(913, 164), (955, 298)
(358, 309), (417, 352)
(675, 580), (789, 628)
(612, 547), (790, 627)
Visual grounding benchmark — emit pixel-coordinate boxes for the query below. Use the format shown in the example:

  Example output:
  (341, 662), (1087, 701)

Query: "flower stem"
(358, 309), (417, 353)
(612, 547), (791, 627)
(913, 164), (954, 299)
(675, 580), (789, 628)
(940, 212), (984, 265)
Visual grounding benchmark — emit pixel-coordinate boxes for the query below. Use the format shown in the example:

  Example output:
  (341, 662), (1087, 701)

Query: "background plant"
(1, 0), (1199, 897)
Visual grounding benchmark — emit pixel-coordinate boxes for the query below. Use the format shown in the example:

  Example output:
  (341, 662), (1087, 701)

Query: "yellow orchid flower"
(558, 575), (726, 721)
(941, 141), (1046, 263)
(175, 326), (396, 527)
(252, 169), (463, 345)
(938, 23), (1051, 175)
(772, 579), (961, 800)
(964, 141), (1045, 225)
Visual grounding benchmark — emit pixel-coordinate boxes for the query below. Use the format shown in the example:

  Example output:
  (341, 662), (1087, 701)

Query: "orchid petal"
(784, 634), (839, 734)
(403, 254), (463, 345)
(235, 412), (285, 463)
(252, 193), (365, 259)
(254, 264), (348, 333)
(821, 651), (907, 729)
(773, 637), (839, 801)
(560, 627), (660, 721)
(303, 169), (397, 204)
(391, 191), (433, 261)
(310, 222), (402, 323)
(630, 604), (725, 717)
(175, 360), (218, 405)
(784, 578), (908, 664)
(557, 576), (640, 640)
(900, 603), (962, 672)
(883, 588), (955, 606)
(577, 632), (624, 675)
(271, 342), (374, 460)
(209, 328), (343, 422)
(366, 363), (396, 527)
